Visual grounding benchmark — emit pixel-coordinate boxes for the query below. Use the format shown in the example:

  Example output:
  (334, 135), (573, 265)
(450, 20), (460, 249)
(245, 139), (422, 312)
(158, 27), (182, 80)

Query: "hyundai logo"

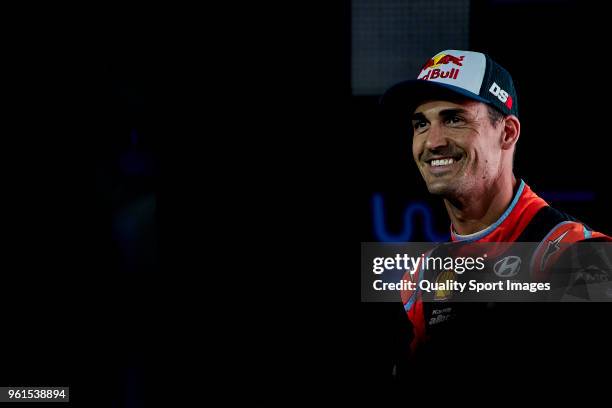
(494, 256), (521, 278)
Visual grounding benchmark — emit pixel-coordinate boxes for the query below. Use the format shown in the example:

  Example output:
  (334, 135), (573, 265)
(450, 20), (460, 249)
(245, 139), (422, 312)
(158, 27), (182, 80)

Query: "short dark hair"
(486, 104), (506, 127)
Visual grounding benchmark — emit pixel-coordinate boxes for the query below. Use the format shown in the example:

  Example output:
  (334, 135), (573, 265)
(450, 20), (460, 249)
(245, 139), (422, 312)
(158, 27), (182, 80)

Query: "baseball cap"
(380, 50), (519, 118)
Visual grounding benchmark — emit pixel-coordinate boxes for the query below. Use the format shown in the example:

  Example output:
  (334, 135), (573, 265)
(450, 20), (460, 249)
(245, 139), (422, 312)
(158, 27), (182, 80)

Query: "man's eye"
(413, 121), (428, 130)
(446, 116), (463, 125)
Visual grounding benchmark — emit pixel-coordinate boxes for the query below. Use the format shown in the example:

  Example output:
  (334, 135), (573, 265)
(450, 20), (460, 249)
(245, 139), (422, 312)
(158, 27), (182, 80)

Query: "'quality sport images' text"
(372, 278), (550, 294)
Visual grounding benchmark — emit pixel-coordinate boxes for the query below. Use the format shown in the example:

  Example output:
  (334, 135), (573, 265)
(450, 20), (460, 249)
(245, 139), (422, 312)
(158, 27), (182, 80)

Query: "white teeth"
(430, 158), (454, 167)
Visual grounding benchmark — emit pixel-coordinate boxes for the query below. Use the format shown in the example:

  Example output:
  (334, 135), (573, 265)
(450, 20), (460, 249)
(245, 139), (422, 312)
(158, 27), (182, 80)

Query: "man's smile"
(423, 154), (464, 175)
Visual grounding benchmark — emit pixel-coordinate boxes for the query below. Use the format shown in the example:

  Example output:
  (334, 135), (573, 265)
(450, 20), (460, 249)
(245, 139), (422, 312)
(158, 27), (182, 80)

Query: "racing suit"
(399, 179), (612, 375)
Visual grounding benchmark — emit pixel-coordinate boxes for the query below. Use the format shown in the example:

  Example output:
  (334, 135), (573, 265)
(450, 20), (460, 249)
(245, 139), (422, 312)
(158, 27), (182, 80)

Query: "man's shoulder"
(516, 204), (611, 242)
(522, 203), (611, 283)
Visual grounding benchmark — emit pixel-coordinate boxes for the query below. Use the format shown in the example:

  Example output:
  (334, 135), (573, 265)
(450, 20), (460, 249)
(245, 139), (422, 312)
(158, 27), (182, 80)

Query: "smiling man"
(379, 50), (612, 369)
(411, 98), (519, 237)
(382, 49), (610, 245)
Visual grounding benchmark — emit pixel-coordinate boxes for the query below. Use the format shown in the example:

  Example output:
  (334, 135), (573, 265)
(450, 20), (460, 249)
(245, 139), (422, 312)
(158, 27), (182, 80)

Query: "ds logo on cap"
(489, 82), (513, 110)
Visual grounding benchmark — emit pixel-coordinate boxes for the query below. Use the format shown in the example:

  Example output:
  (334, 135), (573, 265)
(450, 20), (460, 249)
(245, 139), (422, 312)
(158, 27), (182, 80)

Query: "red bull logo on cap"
(419, 53), (464, 81)
(421, 53), (465, 71)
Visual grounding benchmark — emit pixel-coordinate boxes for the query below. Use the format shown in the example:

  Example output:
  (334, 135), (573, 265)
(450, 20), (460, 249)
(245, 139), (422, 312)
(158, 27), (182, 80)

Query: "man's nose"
(424, 122), (449, 151)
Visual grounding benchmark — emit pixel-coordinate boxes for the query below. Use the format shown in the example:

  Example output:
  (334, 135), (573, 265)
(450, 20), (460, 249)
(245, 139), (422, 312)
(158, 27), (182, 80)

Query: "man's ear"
(500, 115), (520, 150)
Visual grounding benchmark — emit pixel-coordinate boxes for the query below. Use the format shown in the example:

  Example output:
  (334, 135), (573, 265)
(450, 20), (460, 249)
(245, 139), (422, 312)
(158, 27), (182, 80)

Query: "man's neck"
(444, 175), (518, 236)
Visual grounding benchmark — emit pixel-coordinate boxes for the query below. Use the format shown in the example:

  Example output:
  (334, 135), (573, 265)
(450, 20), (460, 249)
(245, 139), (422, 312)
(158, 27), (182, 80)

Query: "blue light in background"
(372, 194), (449, 242)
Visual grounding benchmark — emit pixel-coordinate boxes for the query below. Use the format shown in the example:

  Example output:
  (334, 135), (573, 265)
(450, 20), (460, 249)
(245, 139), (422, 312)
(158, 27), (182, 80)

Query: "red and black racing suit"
(398, 179), (612, 375)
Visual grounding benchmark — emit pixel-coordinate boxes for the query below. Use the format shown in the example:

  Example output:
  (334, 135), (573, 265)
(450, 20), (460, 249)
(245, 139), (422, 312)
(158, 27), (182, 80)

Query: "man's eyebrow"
(411, 112), (426, 121)
(438, 108), (470, 117)
(411, 108), (471, 121)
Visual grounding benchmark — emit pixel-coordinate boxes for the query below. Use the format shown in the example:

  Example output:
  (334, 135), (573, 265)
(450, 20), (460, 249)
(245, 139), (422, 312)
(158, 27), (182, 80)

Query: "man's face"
(411, 99), (504, 197)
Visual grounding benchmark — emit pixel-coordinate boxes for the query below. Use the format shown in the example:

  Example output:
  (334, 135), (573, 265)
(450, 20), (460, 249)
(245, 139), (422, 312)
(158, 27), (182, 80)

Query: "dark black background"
(1, 9), (168, 407)
(3, 0), (612, 404)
